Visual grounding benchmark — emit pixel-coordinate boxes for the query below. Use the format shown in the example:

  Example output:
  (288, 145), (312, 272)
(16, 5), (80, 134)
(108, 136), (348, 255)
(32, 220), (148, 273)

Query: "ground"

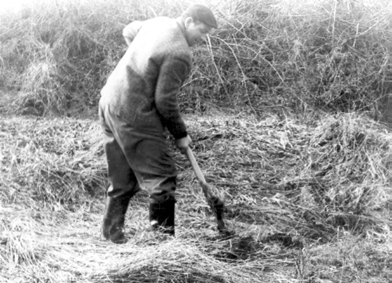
(0, 112), (391, 283)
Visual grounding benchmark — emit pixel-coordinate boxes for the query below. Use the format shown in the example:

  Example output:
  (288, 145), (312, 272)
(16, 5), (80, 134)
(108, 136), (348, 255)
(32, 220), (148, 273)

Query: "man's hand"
(175, 135), (192, 154)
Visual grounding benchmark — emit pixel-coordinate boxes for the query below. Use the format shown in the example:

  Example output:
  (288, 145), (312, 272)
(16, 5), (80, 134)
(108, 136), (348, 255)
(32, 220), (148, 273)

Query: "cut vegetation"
(0, 113), (390, 282)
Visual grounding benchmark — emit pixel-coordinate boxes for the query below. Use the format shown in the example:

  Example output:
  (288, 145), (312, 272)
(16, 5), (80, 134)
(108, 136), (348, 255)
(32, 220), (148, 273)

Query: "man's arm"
(155, 56), (191, 139)
(122, 21), (143, 46)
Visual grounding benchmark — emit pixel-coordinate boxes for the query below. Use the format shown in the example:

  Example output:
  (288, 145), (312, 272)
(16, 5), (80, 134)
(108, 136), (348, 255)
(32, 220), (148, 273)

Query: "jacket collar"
(175, 17), (189, 45)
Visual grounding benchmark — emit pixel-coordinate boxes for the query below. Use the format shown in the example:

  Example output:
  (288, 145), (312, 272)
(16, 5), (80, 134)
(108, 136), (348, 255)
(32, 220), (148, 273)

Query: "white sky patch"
(0, 0), (25, 13)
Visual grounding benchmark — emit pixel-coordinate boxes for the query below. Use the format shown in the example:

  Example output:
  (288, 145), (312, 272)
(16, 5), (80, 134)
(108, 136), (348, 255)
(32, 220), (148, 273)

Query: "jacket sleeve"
(122, 21), (143, 46)
(155, 56), (191, 139)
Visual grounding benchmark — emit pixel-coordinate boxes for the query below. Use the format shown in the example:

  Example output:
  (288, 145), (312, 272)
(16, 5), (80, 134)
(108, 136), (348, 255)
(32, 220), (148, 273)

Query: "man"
(98, 4), (218, 244)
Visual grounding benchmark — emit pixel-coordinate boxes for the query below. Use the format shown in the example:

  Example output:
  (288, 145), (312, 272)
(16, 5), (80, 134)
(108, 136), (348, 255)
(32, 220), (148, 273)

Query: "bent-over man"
(99, 4), (218, 243)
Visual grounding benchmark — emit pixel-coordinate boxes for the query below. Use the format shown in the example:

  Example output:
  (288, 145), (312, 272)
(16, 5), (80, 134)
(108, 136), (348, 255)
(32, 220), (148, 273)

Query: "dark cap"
(183, 4), (218, 29)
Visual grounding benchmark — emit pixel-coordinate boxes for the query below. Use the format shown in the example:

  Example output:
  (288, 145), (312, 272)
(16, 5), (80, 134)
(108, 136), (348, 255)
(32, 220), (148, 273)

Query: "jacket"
(100, 17), (192, 139)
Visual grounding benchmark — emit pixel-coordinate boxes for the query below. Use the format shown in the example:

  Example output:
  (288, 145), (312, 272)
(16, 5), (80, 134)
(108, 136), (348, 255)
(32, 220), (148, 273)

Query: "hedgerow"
(0, 0), (391, 116)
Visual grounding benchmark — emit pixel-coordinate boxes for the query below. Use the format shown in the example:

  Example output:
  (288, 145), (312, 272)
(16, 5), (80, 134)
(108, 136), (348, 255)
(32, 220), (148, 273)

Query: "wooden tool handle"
(185, 147), (207, 185)
(185, 147), (230, 235)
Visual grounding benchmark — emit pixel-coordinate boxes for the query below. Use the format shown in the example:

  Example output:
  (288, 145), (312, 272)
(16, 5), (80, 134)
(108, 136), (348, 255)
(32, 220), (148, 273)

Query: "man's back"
(100, 17), (192, 137)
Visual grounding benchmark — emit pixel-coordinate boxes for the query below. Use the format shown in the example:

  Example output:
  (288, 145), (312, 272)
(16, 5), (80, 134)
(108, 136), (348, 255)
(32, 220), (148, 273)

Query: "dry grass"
(1, 111), (391, 283)
(0, 0), (391, 116)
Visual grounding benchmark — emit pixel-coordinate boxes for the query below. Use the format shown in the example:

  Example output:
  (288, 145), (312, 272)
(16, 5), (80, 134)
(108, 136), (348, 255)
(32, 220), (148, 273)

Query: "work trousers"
(98, 102), (177, 203)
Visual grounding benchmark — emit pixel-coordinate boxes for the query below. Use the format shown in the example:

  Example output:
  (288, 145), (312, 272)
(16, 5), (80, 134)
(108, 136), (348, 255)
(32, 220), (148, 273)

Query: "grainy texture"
(0, 112), (390, 283)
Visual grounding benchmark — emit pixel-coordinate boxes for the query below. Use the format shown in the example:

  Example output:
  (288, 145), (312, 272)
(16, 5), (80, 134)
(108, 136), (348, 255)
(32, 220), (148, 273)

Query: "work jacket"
(100, 17), (192, 139)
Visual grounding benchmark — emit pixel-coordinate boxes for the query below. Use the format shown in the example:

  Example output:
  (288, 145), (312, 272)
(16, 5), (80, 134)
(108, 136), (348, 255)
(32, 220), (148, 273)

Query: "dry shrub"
(1, 0), (124, 115)
(0, 0), (197, 116)
(1, 0), (391, 116)
(188, 0), (392, 114)
(15, 60), (67, 115)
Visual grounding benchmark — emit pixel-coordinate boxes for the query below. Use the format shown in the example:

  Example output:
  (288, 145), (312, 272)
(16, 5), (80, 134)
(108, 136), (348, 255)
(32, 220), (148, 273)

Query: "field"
(0, 0), (391, 282)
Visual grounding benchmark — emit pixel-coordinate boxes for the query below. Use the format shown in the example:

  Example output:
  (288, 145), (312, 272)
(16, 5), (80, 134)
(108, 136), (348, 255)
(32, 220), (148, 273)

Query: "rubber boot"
(149, 196), (176, 236)
(102, 191), (133, 244)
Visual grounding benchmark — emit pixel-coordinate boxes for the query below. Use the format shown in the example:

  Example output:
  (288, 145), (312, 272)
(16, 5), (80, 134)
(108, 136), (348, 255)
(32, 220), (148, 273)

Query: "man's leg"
(102, 189), (137, 243)
(147, 177), (177, 235)
(125, 137), (178, 236)
(101, 107), (178, 236)
(99, 106), (140, 244)
(101, 135), (140, 243)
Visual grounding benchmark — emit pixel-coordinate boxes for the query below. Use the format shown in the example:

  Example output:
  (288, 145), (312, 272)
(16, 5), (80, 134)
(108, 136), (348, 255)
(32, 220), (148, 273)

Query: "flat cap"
(183, 4), (218, 29)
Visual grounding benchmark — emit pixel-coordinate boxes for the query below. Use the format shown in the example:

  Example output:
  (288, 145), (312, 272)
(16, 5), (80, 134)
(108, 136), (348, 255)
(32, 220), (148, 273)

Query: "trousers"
(98, 101), (177, 203)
